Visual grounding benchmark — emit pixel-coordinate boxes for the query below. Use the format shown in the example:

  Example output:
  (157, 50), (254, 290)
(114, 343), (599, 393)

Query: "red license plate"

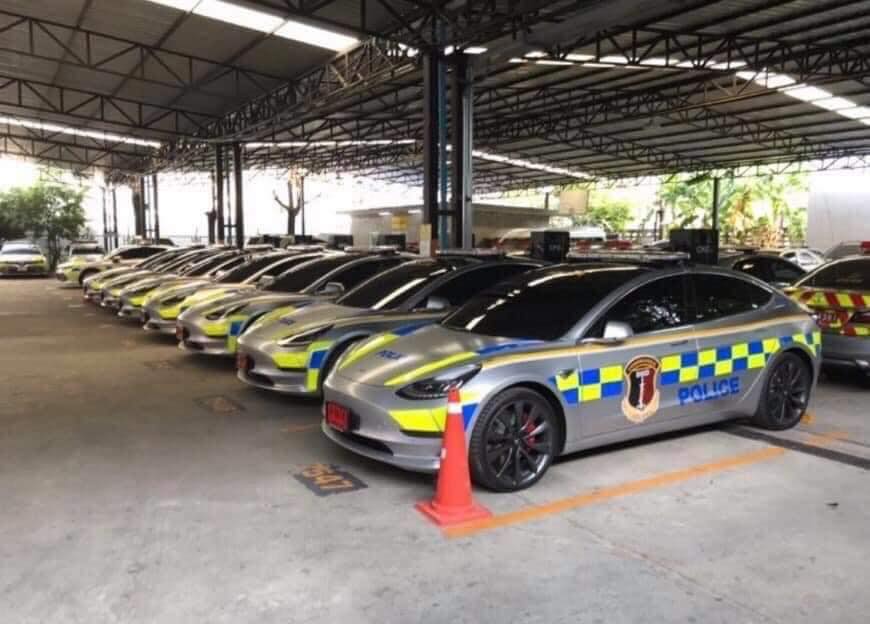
(816, 310), (839, 326)
(236, 353), (249, 371)
(325, 402), (351, 432)
(175, 324), (183, 340)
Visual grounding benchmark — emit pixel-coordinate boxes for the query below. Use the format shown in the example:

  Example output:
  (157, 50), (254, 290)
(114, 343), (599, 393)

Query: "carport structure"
(1, 0), (870, 247)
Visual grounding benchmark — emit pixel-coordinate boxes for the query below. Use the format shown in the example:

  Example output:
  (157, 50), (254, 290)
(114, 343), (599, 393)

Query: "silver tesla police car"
(322, 262), (820, 492)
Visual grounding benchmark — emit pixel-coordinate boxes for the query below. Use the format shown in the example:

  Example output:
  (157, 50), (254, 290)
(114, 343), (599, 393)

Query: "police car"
(323, 260), (820, 491)
(787, 255), (870, 376)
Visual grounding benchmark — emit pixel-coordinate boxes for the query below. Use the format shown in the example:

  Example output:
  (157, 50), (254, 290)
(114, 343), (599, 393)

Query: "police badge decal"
(621, 355), (661, 423)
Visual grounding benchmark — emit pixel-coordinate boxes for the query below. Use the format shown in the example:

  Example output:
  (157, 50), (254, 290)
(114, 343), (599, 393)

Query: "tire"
(751, 351), (812, 430)
(469, 387), (560, 492)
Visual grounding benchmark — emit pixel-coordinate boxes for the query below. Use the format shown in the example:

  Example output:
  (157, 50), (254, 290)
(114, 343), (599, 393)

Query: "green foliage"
(658, 172), (808, 244)
(578, 191), (633, 232)
(0, 176), (86, 267)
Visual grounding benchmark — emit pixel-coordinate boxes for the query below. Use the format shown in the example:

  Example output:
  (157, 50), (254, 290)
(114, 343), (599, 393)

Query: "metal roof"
(0, 0), (869, 191)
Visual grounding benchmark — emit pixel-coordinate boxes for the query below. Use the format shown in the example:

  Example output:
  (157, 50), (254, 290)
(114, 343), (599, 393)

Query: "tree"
(0, 177), (86, 267)
(579, 190), (633, 232)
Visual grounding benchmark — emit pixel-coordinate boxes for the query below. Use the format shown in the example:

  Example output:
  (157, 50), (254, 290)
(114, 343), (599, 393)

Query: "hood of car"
(144, 278), (213, 303)
(241, 302), (362, 344)
(335, 324), (545, 387)
(181, 283), (255, 309)
(106, 270), (161, 290)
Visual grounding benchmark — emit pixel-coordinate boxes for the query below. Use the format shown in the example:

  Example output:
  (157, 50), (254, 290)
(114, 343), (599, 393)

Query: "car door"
(575, 273), (698, 438)
(689, 272), (776, 417)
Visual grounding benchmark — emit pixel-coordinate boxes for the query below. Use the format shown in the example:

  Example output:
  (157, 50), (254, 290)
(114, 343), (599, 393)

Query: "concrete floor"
(2, 278), (869, 624)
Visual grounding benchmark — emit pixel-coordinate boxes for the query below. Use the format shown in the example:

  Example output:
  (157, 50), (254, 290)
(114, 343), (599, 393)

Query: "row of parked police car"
(51, 233), (869, 491)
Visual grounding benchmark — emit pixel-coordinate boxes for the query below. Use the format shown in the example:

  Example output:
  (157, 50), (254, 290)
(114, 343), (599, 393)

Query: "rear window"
(799, 259), (870, 291)
(443, 264), (649, 341)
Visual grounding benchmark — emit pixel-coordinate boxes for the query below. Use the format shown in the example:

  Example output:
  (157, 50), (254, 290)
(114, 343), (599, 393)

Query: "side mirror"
(424, 295), (450, 311)
(581, 320), (633, 345)
(258, 275), (276, 289)
(319, 281), (345, 296)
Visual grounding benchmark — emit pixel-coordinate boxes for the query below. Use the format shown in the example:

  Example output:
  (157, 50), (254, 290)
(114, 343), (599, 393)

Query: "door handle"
(556, 368), (576, 378)
(669, 339), (690, 347)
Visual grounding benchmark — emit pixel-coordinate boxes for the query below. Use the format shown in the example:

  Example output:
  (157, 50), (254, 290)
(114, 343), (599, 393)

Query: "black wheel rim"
(766, 359), (810, 426)
(484, 398), (554, 489)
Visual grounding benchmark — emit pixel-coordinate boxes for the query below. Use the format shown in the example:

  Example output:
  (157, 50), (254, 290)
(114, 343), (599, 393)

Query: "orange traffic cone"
(416, 388), (492, 526)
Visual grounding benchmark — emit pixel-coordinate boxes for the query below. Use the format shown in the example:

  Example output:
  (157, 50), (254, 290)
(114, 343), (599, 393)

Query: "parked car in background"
(0, 241), (49, 277)
(825, 241), (870, 260)
(787, 256), (870, 377)
(719, 253), (806, 289)
(772, 248), (826, 271)
(58, 243), (170, 285)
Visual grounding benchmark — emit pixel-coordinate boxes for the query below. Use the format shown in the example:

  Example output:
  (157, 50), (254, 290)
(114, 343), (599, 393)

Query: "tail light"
(850, 310), (870, 324)
(861, 242), (870, 255)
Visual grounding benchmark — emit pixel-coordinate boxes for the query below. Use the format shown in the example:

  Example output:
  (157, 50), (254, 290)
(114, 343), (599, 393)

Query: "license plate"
(325, 402), (351, 433)
(236, 353), (250, 371)
(816, 310), (839, 326)
(175, 325), (183, 340)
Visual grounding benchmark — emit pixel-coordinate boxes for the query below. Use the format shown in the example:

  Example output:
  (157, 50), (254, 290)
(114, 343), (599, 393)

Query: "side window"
(118, 247), (149, 259)
(806, 260), (870, 290)
(691, 274), (772, 323)
(331, 258), (402, 290)
(732, 257), (770, 282)
(592, 275), (689, 335)
(425, 264), (536, 307)
(770, 260), (804, 284)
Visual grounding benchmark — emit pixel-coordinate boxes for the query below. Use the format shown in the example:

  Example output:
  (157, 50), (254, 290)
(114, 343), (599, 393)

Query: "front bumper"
(321, 376), (442, 473)
(820, 332), (870, 373)
(100, 291), (121, 309)
(141, 303), (179, 335)
(0, 263), (48, 276)
(117, 298), (144, 319)
(236, 343), (311, 394)
(176, 318), (232, 355)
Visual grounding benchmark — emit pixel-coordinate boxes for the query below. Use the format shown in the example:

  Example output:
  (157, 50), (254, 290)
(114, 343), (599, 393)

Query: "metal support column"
(437, 49), (449, 250)
(208, 172), (216, 244)
(422, 52), (440, 256)
(232, 142), (244, 249)
(111, 187), (119, 249)
(101, 187), (108, 251)
(214, 145), (225, 244)
(450, 55), (474, 249)
(151, 174), (160, 240)
(712, 176), (721, 230)
(299, 175), (306, 236)
(137, 177), (146, 238)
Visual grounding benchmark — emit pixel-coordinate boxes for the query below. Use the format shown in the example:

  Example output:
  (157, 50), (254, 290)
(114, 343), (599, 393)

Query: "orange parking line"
(444, 446), (785, 539)
(804, 430), (849, 447)
(801, 411), (816, 425)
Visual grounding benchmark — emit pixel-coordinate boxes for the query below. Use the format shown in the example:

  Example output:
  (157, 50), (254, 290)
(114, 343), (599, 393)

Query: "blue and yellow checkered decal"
(550, 331), (820, 405)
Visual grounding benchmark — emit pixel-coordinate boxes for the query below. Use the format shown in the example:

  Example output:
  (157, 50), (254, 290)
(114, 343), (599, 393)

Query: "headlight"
(276, 325), (333, 348)
(396, 364), (480, 400)
(205, 303), (246, 321)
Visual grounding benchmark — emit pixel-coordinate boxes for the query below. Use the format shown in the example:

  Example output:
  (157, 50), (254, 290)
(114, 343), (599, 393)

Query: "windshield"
(267, 255), (359, 292)
(1, 246), (41, 255)
(443, 264), (650, 341)
(338, 259), (458, 310)
(70, 246), (103, 255)
(181, 253), (238, 276)
(797, 258), (870, 291)
(216, 254), (287, 283)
